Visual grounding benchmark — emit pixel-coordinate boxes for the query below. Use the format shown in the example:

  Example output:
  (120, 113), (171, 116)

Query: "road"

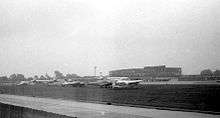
(0, 94), (219, 118)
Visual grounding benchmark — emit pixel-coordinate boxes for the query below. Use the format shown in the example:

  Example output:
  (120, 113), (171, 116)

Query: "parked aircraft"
(17, 79), (58, 85)
(32, 79), (57, 84)
(115, 80), (142, 85)
(61, 81), (85, 87)
(88, 78), (142, 89)
(112, 79), (143, 89)
(17, 81), (33, 85)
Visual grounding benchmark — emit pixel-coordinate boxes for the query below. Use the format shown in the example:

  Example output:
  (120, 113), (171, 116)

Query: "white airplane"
(107, 77), (129, 81)
(107, 77), (142, 84)
(61, 81), (85, 87)
(115, 80), (143, 85)
(32, 79), (57, 84)
(112, 79), (143, 88)
(17, 81), (32, 85)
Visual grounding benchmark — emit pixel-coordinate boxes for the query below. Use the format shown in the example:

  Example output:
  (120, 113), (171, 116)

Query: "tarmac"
(0, 94), (219, 118)
(141, 80), (220, 85)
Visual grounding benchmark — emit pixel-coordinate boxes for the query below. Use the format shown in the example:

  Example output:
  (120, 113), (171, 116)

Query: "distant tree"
(45, 73), (53, 79)
(0, 76), (8, 81)
(200, 69), (213, 76)
(8, 74), (25, 82)
(9, 74), (17, 79)
(27, 77), (33, 81)
(66, 73), (79, 79)
(34, 75), (39, 80)
(16, 74), (25, 80)
(54, 70), (64, 79)
(213, 70), (220, 76)
(39, 75), (46, 80)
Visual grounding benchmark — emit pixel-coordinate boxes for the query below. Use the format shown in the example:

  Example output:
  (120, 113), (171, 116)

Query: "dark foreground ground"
(1, 94), (218, 118)
(0, 103), (73, 118)
(0, 84), (220, 113)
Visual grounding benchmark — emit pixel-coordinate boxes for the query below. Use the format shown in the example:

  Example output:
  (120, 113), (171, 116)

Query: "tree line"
(200, 69), (220, 76)
(0, 70), (80, 82)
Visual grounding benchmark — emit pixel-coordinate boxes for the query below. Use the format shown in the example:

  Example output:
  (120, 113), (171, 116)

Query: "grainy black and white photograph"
(0, 0), (220, 118)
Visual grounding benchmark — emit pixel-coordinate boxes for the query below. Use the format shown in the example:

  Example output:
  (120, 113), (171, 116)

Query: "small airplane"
(17, 81), (32, 85)
(17, 79), (55, 85)
(115, 80), (143, 85)
(61, 81), (85, 87)
(112, 79), (143, 89)
(32, 79), (57, 84)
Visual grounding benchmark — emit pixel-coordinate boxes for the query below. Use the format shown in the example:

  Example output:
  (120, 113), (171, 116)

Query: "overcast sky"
(0, 0), (220, 77)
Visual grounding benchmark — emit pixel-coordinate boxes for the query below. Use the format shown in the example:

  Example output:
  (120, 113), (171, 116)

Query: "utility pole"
(94, 66), (97, 77)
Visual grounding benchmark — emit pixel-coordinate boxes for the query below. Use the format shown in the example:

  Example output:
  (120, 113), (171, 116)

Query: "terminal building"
(109, 65), (181, 81)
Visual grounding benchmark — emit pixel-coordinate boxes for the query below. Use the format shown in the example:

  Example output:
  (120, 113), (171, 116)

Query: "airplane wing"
(117, 80), (142, 85)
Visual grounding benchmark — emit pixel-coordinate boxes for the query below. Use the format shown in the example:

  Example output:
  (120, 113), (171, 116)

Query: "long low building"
(109, 65), (182, 79)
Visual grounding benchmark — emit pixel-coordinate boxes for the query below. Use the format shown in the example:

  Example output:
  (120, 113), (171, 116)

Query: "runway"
(0, 94), (219, 118)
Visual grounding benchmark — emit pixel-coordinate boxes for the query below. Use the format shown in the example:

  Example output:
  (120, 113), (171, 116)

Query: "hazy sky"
(0, 0), (220, 77)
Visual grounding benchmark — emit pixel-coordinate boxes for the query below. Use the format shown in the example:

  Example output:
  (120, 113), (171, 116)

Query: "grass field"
(0, 84), (220, 113)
